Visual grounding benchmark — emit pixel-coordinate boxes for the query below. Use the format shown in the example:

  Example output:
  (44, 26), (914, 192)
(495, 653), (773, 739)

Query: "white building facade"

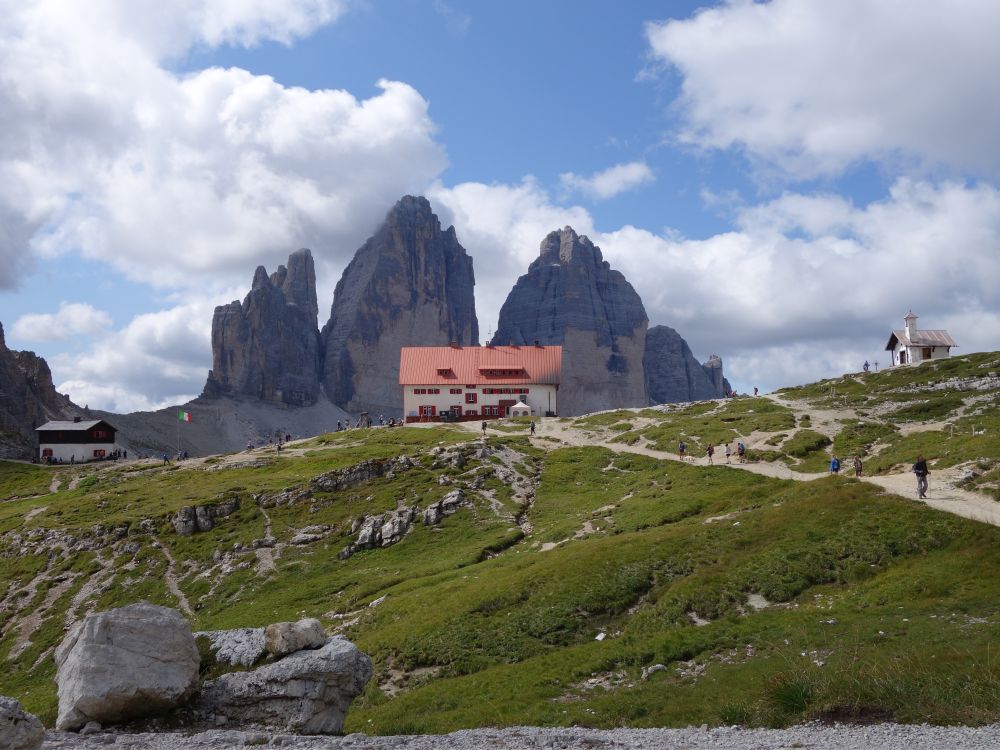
(36, 419), (119, 463)
(400, 345), (561, 421)
(885, 311), (957, 366)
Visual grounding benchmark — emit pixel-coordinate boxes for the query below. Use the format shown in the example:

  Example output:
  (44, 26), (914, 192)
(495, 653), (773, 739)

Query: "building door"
(498, 399), (516, 417)
(922, 348), (932, 360)
(899, 350), (907, 364)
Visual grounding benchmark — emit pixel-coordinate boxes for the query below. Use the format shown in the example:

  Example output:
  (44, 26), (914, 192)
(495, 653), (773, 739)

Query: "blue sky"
(1, 0), (998, 411)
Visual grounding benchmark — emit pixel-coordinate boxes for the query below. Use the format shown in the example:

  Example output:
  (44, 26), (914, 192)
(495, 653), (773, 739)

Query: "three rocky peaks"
(204, 196), (728, 417)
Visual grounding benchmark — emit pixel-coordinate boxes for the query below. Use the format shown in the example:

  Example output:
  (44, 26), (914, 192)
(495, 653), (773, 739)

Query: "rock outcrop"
(0, 696), (44, 750)
(197, 637), (372, 734)
(491, 227), (648, 415)
(0, 321), (79, 459)
(171, 497), (241, 536)
(195, 628), (267, 668)
(204, 249), (321, 407)
(701, 354), (732, 397)
(644, 325), (730, 403)
(54, 602), (200, 731)
(264, 618), (326, 658)
(321, 196), (479, 416)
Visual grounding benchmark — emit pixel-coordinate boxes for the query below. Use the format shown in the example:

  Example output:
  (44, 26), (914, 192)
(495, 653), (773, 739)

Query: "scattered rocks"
(264, 619), (326, 658)
(171, 498), (240, 536)
(0, 695), (44, 750)
(197, 636), (373, 734)
(54, 602), (200, 731)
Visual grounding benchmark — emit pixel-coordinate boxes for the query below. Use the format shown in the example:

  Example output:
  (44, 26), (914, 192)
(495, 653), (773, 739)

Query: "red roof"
(399, 345), (562, 385)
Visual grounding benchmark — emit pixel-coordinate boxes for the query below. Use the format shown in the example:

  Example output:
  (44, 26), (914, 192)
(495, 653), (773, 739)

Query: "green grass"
(0, 461), (61, 501)
(4, 360), (1000, 732)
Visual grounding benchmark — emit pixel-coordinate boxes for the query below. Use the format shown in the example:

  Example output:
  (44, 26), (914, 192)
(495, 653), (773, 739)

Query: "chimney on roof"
(450, 341), (460, 349)
(73, 416), (82, 423)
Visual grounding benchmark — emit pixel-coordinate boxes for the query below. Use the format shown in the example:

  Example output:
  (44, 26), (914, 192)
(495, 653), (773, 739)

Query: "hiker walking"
(678, 440), (686, 461)
(481, 420), (487, 436)
(737, 441), (746, 463)
(853, 455), (863, 478)
(706, 443), (715, 465)
(530, 420), (536, 436)
(753, 387), (759, 396)
(725, 443), (732, 464)
(913, 455), (930, 498)
(863, 360), (870, 372)
(829, 455), (841, 475)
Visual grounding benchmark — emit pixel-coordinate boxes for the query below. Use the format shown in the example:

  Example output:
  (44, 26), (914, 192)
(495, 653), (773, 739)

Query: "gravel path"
(493, 415), (1000, 529)
(41, 723), (1000, 749)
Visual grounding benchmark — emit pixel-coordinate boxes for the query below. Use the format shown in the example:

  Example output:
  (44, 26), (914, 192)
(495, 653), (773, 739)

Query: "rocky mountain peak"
(204, 249), (321, 407)
(534, 226), (605, 269)
(269, 249), (319, 323)
(0, 321), (79, 458)
(644, 325), (730, 404)
(492, 227), (648, 415)
(321, 196), (478, 415)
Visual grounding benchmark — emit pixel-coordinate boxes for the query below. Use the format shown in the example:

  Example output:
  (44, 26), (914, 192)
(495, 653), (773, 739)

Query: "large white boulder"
(198, 636), (372, 734)
(0, 696), (44, 750)
(264, 618), (326, 658)
(54, 602), (199, 731)
(195, 627), (267, 667)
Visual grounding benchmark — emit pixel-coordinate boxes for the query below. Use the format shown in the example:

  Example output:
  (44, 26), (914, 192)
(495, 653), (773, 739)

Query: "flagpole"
(176, 412), (179, 457)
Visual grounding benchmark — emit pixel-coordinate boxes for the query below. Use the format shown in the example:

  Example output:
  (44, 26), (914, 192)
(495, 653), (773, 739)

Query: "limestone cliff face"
(643, 325), (730, 404)
(491, 227), (648, 416)
(0, 322), (78, 458)
(321, 196), (479, 416)
(204, 249), (321, 407)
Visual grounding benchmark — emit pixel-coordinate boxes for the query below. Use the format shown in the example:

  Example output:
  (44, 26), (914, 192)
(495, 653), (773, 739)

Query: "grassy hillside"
(1, 354), (999, 732)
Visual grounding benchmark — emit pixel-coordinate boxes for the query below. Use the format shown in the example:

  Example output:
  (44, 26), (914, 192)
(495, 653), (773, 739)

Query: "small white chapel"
(884, 311), (957, 366)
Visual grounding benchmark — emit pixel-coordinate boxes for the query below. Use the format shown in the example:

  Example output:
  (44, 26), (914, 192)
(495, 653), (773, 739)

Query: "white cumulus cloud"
(646, 0), (1000, 178)
(0, 1), (446, 294)
(434, 176), (1000, 393)
(12, 303), (113, 342)
(52, 295), (223, 413)
(559, 161), (655, 201)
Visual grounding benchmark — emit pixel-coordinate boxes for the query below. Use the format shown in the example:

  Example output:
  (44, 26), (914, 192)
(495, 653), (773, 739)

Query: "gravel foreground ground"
(41, 724), (1000, 750)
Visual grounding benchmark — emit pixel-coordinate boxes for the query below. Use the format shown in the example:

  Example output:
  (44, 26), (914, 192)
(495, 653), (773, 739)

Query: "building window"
(42, 449), (53, 457)
(92, 430), (108, 439)
(414, 388), (426, 394)
(419, 405), (436, 417)
(465, 392), (477, 403)
(449, 388), (462, 394)
(429, 388), (440, 394)
(93, 449), (106, 458)
(465, 409), (477, 416)
(452, 405), (463, 417)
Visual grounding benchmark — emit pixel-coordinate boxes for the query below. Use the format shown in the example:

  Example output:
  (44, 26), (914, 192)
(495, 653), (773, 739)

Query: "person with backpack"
(706, 443), (715, 465)
(678, 440), (686, 461)
(529, 420), (536, 436)
(853, 455), (863, 478)
(737, 441), (746, 463)
(829, 455), (841, 475)
(725, 443), (732, 463)
(913, 455), (930, 498)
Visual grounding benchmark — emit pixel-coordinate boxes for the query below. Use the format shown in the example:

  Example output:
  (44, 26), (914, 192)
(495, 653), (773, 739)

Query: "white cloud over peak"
(11, 303), (113, 342)
(559, 161), (655, 201)
(0, 1), (446, 292)
(646, 0), (1000, 178)
(433, 176), (1000, 393)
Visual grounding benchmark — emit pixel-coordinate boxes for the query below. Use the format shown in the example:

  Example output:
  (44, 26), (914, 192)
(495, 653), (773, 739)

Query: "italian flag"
(178, 411), (193, 422)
